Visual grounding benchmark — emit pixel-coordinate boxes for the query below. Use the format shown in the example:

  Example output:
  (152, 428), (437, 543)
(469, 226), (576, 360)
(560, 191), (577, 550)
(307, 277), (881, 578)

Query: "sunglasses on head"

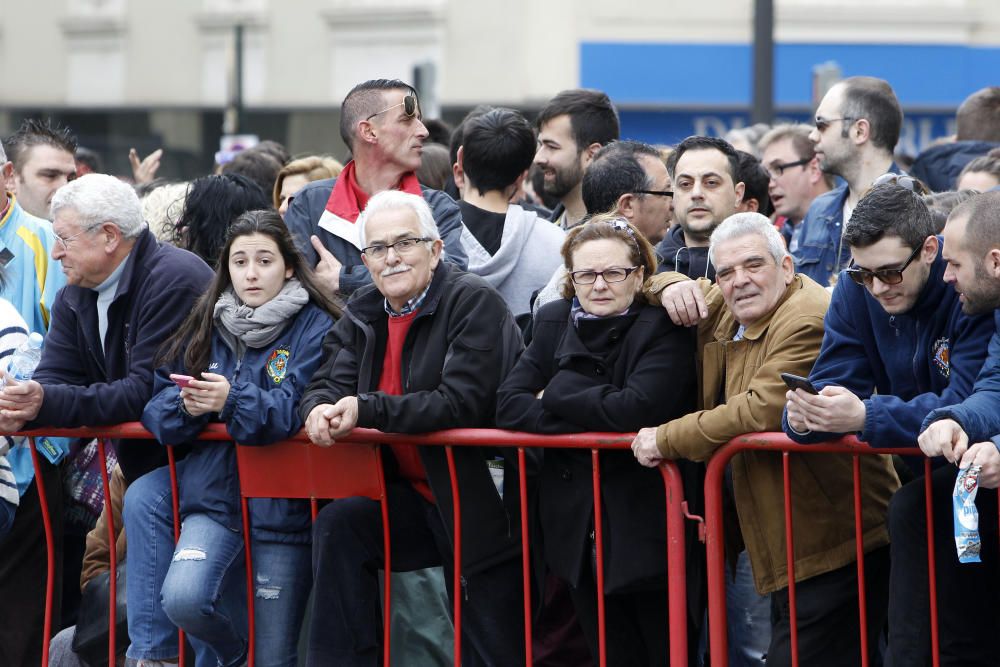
(845, 243), (923, 287)
(871, 172), (931, 195)
(366, 94), (418, 121)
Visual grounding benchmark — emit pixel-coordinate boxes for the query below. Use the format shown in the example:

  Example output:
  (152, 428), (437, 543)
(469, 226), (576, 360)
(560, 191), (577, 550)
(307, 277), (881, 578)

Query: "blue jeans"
(124, 467), (247, 667)
(726, 550), (769, 667)
(250, 540), (312, 667)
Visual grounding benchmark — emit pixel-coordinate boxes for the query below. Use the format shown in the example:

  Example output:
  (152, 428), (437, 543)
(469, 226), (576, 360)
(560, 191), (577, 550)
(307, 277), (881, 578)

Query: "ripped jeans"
(124, 467), (311, 667)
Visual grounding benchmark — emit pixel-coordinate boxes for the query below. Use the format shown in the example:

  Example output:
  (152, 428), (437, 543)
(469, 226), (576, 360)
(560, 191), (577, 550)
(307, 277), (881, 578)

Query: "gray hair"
(50, 173), (145, 239)
(358, 190), (441, 247)
(0, 142), (6, 164)
(708, 212), (789, 266)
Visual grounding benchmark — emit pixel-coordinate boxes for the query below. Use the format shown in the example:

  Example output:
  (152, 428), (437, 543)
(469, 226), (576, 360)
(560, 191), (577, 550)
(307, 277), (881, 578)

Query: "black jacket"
(495, 298), (696, 594)
(31, 229), (213, 484)
(299, 263), (526, 575)
(655, 224), (715, 280)
(910, 140), (999, 192)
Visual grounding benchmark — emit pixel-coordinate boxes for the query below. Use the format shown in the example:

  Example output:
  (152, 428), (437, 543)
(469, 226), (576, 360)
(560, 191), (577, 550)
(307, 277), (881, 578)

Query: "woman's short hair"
(559, 211), (658, 299)
(272, 155), (344, 209)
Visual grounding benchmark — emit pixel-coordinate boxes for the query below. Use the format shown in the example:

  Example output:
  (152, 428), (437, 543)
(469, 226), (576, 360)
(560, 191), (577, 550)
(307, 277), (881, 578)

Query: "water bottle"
(2, 332), (44, 389)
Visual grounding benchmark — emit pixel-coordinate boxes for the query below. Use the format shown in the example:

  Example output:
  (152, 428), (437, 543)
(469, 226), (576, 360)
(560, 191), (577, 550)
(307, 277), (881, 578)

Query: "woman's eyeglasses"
(570, 266), (640, 285)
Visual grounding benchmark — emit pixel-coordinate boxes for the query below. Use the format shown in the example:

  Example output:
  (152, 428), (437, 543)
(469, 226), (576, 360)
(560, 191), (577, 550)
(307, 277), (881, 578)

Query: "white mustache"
(381, 264), (411, 277)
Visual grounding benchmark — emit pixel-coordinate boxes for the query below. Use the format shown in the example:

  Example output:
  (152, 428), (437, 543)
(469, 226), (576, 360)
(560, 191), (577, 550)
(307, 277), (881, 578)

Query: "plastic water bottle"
(2, 332), (44, 389)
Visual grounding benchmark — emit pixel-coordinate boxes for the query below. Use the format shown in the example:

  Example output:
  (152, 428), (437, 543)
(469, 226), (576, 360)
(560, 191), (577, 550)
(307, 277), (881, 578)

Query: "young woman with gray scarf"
(122, 209), (341, 667)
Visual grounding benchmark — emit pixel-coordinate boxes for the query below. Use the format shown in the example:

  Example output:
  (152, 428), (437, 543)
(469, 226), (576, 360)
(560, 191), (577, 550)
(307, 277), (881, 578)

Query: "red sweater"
(379, 311), (434, 502)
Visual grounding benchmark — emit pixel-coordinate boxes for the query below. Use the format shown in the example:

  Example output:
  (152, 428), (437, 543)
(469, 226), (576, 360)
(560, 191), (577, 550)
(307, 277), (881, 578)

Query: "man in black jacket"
(300, 189), (525, 667)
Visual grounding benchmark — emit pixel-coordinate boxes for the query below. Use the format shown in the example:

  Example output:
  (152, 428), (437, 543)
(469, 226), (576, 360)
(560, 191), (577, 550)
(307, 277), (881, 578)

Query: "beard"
(543, 159), (584, 200)
(961, 264), (1000, 315)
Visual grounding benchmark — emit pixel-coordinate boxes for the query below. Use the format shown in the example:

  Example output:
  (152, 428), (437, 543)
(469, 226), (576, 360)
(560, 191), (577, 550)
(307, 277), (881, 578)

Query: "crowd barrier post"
(704, 433), (950, 667)
(23, 424), (690, 667)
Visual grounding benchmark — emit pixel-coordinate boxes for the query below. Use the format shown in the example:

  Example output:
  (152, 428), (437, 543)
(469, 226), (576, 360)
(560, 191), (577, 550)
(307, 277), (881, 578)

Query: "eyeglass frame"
(814, 116), (855, 132)
(53, 223), (103, 251)
(569, 266), (641, 286)
(765, 157), (812, 179)
(366, 94), (419, 122)
(360, 236), (432, 260)
(845, 243), (924, 288)
(634, 189), (673, 197)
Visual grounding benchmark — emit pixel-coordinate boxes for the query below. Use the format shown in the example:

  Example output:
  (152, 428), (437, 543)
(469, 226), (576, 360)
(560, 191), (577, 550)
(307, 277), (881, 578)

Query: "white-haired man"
(0, 173), (212, 665)
(299, 190), (526, 666)
(632, 213), (899, 667)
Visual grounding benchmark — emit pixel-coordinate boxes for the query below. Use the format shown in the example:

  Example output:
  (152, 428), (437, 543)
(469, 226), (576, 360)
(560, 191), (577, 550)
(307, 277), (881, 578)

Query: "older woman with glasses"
(496, 212), (697, 666)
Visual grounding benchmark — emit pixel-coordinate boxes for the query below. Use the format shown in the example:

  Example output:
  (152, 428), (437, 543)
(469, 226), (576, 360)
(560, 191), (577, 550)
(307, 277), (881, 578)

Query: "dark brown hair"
(159, 209), (342, 375)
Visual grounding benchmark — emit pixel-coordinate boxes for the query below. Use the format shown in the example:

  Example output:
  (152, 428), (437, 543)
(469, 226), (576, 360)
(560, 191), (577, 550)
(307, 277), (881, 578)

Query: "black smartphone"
(780, 372), (819, 395)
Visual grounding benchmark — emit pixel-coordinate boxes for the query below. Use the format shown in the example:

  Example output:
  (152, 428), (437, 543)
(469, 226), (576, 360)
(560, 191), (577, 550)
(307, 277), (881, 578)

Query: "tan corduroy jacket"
(646, 272), (900, 594)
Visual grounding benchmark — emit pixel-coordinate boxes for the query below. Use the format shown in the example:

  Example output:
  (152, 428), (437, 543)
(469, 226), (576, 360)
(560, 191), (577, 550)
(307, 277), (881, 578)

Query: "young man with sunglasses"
(782, 184), (995, 664)
(783, 183), (991, 454)
(284, 79), (468, 299)
(794, 76), (903, 286)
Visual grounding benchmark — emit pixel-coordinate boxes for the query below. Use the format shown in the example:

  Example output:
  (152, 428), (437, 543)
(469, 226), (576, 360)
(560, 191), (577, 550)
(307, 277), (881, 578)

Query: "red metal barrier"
(702, 433), (981, 667)
(21, 424), (691, 667)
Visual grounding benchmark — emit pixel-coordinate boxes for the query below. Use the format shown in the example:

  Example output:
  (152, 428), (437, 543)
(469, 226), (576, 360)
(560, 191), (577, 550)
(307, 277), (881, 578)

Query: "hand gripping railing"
(703, 433), (1000, 667)
(20, 424), (692, 667)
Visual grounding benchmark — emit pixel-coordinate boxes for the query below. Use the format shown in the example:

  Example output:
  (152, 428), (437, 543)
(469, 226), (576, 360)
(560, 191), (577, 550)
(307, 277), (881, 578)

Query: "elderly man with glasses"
(794, 76), (904, 286)
(283, 78), (467, 300)
(299, 190), (526, 667)
(0, 173), (213, 666)
(781, 183), (995, 665)
(634, 211), (899, 667)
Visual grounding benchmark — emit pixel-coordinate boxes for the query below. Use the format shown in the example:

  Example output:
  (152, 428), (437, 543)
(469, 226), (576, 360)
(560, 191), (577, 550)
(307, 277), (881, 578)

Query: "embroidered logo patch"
(932, 337), (950, 379)
(266, 348), (290, 384)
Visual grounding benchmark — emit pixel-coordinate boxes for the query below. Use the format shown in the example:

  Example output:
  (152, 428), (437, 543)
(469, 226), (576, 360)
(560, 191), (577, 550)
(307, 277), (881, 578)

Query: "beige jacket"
(647, 273), (899, 593)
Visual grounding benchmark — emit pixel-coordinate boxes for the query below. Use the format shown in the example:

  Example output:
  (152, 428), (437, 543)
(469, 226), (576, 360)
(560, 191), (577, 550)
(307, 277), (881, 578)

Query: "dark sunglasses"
(634, 189), (673, 197)
(814, 116), (854, 132)
(765, 157), (812, 178)
(871, 172), (931, 195)
(366, 94), (418, 121)
(845, 243), (923, 287)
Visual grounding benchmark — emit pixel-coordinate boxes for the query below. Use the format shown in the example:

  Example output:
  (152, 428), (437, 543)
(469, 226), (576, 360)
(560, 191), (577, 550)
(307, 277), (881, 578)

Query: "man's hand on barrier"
(659, 280), (707, 327)
(917, 418), (968, 464)
(305, 397), (357, 446)
(0, 373), (43, 424)
(959, 442), (1000, 489)
(631, 427), (665, 467)
(180, 372), (231, 416)
(784, 385), (865, 434)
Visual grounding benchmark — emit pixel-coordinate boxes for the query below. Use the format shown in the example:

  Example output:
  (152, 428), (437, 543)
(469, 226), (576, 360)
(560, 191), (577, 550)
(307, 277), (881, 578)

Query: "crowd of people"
(0, 75), (996, 667)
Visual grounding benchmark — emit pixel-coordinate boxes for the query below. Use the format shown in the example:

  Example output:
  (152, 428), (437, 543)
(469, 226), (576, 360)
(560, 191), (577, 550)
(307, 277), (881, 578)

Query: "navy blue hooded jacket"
(910, 141), (999, 192)
(924, 311), (1000, 454)
(141, 302), (333, 544)
(783, 242), (992, 454)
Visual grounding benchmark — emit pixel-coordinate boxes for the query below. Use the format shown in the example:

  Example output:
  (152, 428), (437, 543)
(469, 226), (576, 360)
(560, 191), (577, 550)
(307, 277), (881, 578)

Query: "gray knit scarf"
(214, 278), (308, 352)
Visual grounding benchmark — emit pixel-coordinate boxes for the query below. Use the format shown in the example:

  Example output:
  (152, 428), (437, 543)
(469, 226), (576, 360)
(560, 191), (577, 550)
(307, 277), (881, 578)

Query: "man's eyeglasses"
(54, 225), (99, 251)
(814, 116), (855, 132)
(360, 236), (431, 260)
(366, 95), (418, 122)
(765, 157), (812, 178)
(634, 189), (673, 197)
(871, 172), (931, 195)
(569, 266), (640, 285)
(845, 244), (923, 287)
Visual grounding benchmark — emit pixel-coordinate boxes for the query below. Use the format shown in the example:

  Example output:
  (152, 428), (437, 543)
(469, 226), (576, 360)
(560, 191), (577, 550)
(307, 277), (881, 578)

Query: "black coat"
(495, 298), (696, 594)
(299, 263), (527, 576)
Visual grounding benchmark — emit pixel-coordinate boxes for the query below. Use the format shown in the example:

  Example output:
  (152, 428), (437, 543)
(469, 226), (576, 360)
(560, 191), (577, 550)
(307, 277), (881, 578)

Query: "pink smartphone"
(170, 374), (195, 389)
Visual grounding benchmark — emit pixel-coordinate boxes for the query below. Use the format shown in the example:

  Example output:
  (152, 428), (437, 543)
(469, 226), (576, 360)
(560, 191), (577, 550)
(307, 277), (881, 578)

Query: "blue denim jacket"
(792, 163), (901, 287)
